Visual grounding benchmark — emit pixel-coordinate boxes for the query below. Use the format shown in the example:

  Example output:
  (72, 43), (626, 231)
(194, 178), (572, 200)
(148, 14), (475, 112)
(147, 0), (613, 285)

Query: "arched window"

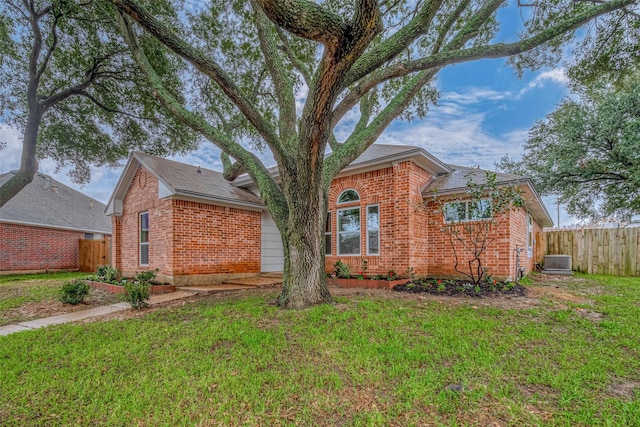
(338, 189), (360, 204)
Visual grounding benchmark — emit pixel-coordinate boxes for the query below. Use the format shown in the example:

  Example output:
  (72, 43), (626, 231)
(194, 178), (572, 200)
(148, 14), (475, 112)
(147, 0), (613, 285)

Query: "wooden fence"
(79, 238), (111, 273)
(544, 228), (640, 276)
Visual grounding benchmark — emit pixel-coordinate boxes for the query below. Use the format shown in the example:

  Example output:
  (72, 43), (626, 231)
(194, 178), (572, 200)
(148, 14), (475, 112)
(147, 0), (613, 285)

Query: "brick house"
(0, 172), (112, 273)
(106, 145), (552, 285)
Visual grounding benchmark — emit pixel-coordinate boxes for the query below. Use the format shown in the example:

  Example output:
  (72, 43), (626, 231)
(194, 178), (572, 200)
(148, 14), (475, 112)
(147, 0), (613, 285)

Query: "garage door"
(261, 212), (284, 272)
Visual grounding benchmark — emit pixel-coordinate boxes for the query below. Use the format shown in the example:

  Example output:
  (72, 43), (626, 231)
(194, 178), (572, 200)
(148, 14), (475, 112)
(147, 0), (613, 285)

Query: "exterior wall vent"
(542, 254), (573, 275)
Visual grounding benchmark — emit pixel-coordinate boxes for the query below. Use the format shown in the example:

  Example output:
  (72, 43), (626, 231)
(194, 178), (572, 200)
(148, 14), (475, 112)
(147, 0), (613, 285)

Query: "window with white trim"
(444, 199), (492, 223)
(325, 211), (332, 255)
(338, 189), (360, 204)
(337, 207), (360, 255)
(527, 213), (533, 258)
(140, 212), (149, 266)
(366, 205), (380, 255)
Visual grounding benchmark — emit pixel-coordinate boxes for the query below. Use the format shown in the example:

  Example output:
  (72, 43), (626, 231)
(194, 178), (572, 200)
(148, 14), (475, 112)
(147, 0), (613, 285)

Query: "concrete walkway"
(0, 291), (193, 337)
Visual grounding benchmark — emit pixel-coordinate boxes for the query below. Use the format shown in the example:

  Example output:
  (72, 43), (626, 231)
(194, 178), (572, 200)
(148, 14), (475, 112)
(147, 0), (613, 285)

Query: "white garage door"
(261, 212), (284, 272)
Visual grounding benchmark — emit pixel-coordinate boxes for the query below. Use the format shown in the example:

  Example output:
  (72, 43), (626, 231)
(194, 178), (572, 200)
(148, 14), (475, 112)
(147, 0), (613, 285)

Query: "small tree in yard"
(432, 171), (524, 284)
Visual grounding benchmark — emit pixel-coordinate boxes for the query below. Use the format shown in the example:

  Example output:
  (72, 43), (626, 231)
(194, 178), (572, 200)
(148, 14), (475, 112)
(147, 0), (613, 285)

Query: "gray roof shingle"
(134, 152), (263, 206)
(422, 164), (527, 195)
(0, 172), (111, 233)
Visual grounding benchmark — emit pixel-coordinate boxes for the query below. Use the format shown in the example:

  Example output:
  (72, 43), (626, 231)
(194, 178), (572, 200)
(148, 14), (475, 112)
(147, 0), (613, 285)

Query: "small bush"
(95, 265), (120, 283)
(60, 280), (91, 305)
(334, 260), (350, 278)
(124, 281), (149, 310)
(134, 269), (158, 285)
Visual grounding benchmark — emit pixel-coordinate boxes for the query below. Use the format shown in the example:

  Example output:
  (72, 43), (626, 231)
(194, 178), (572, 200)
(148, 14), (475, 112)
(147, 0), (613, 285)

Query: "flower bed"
(392, 278), (526, 297)
(326, 277), (410, 289)
(84, 280), (176, 295)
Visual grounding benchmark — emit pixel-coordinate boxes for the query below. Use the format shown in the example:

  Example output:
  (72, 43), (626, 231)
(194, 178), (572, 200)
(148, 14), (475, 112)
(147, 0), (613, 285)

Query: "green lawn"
(0, 272), (87, 310)
(0, 272), (117, 326)
(1, 274), (639, 426)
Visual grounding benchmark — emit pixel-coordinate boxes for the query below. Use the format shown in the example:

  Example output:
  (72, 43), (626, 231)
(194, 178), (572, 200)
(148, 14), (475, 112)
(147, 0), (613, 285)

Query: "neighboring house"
(0, 172), (111, 273)
(106, 144), (552, 285)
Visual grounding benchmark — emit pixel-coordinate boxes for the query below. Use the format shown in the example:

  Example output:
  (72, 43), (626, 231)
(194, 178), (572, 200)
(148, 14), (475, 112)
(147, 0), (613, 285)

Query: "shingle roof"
(0, 172), (111, 233)
(421, 164), (527, 195)
(105, 153), (264, 214)
(232, 143), (452, 187)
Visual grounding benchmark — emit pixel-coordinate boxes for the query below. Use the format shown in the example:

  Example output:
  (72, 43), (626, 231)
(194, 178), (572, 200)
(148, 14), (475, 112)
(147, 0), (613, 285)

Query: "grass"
(0, 273), (639, 425)
(0, 272), (116, 326)
(0, 272), (87, 309)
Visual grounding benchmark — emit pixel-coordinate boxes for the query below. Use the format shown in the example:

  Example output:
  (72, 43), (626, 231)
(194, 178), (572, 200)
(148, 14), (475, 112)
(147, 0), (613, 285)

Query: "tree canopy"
(0, 0), (197, 207)
(498, 72), (640, 221)
(105, 0), (639, 307)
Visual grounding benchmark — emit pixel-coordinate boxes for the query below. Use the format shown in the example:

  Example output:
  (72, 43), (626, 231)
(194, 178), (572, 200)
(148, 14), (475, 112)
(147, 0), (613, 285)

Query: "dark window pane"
(339, 232), (360, 255)
(367, 230), (379, 255)
(444, 202), (465, 222)
(338, 189), (360, 203)
(338, 208), (360, 232)
(140, 244), (149, 265)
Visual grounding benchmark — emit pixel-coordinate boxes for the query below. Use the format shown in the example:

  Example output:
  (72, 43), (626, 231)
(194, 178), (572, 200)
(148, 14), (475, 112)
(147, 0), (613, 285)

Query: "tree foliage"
(0, 0), (197, 207)
(498, 72), (640, 221)
(104, 0), (638, 308)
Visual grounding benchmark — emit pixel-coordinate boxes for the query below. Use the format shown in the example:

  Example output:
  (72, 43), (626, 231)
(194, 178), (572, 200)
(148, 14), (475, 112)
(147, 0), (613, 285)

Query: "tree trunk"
(0, 108), (41, 208)
(276, 181), (334, 309)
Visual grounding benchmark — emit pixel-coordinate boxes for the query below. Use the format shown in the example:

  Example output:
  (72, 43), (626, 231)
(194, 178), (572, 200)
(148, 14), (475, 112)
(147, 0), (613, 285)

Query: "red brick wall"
(0, 223), (83, 271)
(424, 201), (540, 280)
(509, 207), (543, 277)
(113, 166), (261, 280)
(325, 161), (433, 276)
(170, 200), (261, 275)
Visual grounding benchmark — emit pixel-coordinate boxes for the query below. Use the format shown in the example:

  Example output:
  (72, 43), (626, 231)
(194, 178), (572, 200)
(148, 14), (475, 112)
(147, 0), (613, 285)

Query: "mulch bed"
(392, 279), (527, 297)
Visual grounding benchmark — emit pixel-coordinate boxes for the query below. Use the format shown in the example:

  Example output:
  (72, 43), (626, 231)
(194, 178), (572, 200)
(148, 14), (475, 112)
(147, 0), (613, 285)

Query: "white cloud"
(379, 111), (527, 170)
(519, 68), (568, 97)
(440, 87), (513, 105)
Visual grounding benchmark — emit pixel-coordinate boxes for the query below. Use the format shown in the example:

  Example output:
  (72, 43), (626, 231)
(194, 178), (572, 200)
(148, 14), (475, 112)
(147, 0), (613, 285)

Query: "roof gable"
(0, 172), (111, 233)
(106, 153), (264, 215)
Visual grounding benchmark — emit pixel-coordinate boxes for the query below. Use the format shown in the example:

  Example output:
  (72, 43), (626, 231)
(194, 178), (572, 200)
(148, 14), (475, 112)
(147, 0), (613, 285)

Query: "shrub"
(334, 260), (350, 278)
(60, 279), (91, 305)
(134, 269), (158, 285)
(95, 265), (120, 283)
(124, 281), (149, 310)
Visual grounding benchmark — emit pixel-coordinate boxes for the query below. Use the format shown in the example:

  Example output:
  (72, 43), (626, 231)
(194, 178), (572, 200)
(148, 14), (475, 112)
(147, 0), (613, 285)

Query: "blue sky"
(0, 3), (577, 226)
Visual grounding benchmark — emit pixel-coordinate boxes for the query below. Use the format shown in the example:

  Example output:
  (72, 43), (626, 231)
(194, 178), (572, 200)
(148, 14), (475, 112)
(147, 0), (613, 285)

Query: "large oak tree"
(106, 0), (637, 308)
(0, 0), (196, 207)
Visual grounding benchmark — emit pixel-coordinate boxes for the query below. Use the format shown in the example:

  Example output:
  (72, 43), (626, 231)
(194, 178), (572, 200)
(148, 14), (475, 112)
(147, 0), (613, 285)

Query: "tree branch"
(324, 68), (436, 186)
(252, 0), (297, 144)
(334, 0), (501, 127)
(346, 0), (444, 89)
(109, 0), (282, 154)
(255, 0), (345, 45)
(394, 0), (636, 78)
(275, 26), (312, 85)
(115, 10), (286, 213)
(34, 10), (60, 82)
(77, 90), (153, 120)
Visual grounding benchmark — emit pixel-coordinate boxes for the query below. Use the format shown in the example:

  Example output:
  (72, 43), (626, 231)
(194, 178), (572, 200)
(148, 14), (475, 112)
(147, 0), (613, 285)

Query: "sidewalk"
(0, 291), (193, 337)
